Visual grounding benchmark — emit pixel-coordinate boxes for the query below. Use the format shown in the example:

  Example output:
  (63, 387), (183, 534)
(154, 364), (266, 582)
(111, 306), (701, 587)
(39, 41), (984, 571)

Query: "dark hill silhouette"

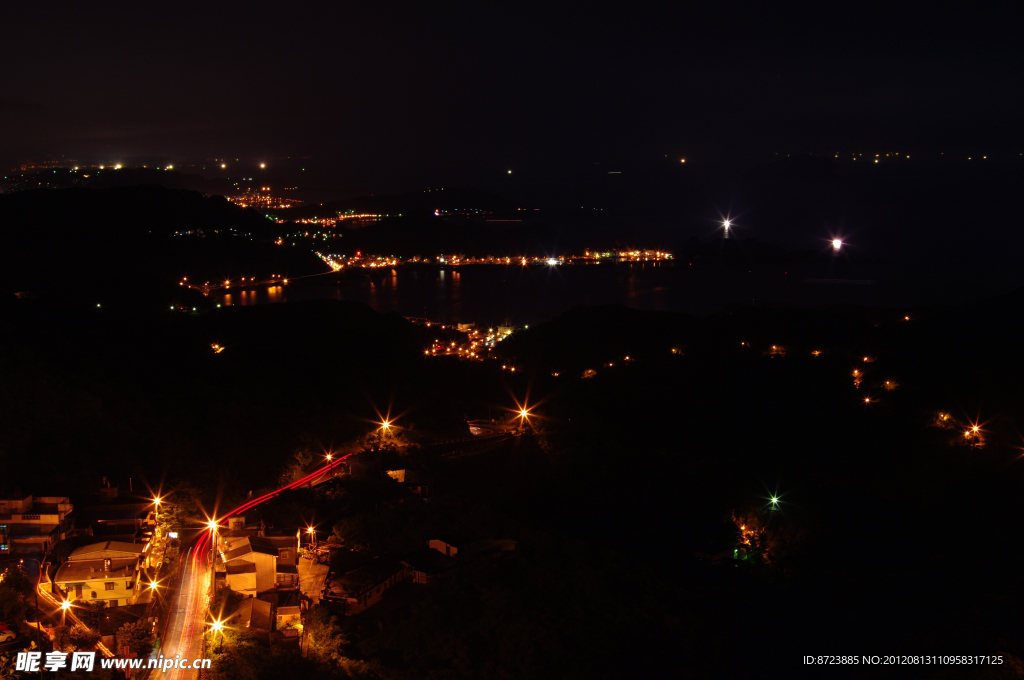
(0, 185), (322, 305)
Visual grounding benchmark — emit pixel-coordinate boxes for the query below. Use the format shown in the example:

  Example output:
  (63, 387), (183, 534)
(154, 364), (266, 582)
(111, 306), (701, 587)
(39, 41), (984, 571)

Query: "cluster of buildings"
(227, 189), (303, 210)
(314, 251), (673, 271)
(0, 496), (75, 557)
(2, 487), (163, 650)
(211, 517), (304, 643)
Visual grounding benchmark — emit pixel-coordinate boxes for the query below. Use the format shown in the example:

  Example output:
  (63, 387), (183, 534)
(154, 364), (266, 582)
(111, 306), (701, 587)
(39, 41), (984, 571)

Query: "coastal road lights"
(60, 598), (72, 625)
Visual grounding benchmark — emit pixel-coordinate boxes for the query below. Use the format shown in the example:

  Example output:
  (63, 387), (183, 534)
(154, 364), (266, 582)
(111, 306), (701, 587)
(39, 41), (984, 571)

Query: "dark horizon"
(4, 3), (1022, 189)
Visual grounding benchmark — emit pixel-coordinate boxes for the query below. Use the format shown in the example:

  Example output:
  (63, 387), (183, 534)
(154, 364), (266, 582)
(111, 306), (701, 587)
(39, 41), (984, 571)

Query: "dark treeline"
(0, 297), (491, 505)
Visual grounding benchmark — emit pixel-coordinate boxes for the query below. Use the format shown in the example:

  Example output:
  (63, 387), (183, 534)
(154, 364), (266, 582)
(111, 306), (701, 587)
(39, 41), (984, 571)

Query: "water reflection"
(221, 286), (287, 306)
(207, 261), (897, 323)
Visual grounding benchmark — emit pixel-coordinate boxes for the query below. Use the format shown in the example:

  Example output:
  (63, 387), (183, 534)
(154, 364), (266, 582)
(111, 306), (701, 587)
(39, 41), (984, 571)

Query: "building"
(226, 597), (273, 643)
(225, 562), (258, 597)
(52, 541), (149, 607)
(223, 537), (279, 595)
(428, 539), (460, 557)
(401, 549), (457, 585)
(217, 517), (262, 549)
(457, 323), (476, 332)
(322, 556), (406, 615)
(0, 495), (75, 556)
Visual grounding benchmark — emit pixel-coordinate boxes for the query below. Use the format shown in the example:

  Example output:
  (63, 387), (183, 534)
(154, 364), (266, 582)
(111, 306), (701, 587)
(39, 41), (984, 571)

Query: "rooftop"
(69, 541), (146, 560)
(224, 541), (278, 561)
(336, 556), (405, 596)
(55, 558), (139, 583)
(227, 597), (273, 632)
(226, 562), (257, 575)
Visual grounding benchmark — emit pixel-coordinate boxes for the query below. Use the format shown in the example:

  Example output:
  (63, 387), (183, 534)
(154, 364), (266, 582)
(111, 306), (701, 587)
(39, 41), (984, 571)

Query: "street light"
(209, 619), (225, 653)
(19, 558), (44, 671)
(207, 519), (220, 599)
(60, 599), (72, 625)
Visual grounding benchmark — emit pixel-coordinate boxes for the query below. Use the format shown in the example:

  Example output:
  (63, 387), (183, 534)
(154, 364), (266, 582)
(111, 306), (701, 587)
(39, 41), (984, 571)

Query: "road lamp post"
(210, 620), (224, 654)
(207, 520), (219, 600)
(19, 558), (44, 677)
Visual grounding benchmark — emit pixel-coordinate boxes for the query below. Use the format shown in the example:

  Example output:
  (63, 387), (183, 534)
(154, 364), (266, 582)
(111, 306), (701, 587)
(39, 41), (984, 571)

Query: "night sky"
(3, 2), (1022, 189)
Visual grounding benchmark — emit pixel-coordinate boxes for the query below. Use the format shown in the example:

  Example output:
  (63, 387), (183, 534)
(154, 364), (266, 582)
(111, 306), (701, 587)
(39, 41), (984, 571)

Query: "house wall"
(59, 576), (139, 607)
(231, 552), (277, 593)
(225, 570), (257, 596)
